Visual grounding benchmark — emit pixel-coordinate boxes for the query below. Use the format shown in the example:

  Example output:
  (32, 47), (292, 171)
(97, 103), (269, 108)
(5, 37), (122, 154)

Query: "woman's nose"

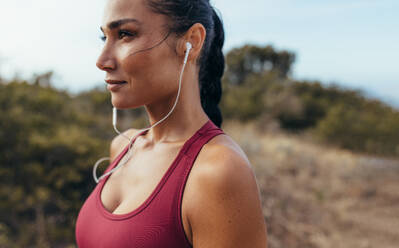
(96, 49), (116, 71)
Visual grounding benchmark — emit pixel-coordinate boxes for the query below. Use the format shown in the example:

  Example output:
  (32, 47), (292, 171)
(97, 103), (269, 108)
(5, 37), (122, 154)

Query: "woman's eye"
(98, 30), (136, 43)
(118, 30), (136, 40)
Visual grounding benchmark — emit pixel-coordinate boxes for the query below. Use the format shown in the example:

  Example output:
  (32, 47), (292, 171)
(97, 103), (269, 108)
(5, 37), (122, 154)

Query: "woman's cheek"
(120, 45), (146, 75)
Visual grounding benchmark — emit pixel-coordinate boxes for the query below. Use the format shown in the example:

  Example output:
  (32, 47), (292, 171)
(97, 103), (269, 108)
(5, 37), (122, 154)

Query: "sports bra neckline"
(96, 119), (214, 220)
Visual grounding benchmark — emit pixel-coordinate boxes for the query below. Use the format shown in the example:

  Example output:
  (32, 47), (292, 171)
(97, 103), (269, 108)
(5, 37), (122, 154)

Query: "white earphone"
(93, 41), (193, 183)
(184, 42), (192, 64)
(186, 41), (192, 50)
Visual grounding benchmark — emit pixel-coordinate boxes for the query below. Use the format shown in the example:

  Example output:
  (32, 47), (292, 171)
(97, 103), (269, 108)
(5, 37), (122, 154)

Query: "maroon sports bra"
(75, 120), (225, 248)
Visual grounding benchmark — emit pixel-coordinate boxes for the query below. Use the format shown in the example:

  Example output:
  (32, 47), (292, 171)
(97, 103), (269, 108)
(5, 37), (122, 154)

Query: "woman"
(75, 0), (268, 247)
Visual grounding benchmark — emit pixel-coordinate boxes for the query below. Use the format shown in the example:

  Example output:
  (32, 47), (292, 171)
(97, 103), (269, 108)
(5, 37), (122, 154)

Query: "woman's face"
(97, 0), (181, 109)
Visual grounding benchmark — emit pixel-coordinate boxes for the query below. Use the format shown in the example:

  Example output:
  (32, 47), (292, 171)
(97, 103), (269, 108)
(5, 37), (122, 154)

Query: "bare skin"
(96, 0), (268, 247)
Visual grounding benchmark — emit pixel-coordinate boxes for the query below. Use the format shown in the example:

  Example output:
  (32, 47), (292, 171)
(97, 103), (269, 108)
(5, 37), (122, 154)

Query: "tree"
(0, 74), (111, 247)
(221, 44), (296, 122)
(224, 44), (296, 85)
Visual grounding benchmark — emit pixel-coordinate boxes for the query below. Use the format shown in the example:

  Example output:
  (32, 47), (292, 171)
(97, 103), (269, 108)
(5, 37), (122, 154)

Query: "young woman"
(75, 0), (268, 247)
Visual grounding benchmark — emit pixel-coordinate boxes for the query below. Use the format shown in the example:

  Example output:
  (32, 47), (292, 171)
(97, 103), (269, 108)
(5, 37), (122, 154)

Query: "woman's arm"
(188, 145), (268, 248)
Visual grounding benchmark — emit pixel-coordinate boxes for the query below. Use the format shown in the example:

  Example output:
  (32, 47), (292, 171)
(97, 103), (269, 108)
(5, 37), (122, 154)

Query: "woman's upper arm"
(188, 146), (268, 248)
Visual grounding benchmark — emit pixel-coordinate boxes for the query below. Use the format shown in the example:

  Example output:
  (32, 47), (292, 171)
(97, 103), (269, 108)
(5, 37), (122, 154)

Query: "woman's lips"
(107, 82), (127, 92)
(105, 80), (127, 92)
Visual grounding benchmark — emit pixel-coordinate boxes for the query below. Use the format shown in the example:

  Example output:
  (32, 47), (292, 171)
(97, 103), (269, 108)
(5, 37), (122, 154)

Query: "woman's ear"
(178, 23), (206, 63)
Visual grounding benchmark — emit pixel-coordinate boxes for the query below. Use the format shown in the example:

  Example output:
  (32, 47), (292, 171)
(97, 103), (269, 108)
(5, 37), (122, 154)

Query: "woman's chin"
(111, 97), (140, 110)
(110, 97), (125, 109)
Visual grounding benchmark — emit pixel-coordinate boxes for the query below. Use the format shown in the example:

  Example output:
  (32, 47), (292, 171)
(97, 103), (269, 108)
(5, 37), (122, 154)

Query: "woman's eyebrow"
(100, 18), (141, 32)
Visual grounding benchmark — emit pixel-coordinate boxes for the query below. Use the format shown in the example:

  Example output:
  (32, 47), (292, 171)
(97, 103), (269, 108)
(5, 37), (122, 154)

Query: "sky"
(0, 0), (398, 108)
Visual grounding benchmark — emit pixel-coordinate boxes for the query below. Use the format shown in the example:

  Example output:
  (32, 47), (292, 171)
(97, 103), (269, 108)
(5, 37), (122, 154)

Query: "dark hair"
(147, 0), (225, 128)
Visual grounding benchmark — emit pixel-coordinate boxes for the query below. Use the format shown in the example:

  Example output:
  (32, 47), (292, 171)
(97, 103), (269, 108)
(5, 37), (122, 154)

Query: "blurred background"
(0, 0), (398, 247)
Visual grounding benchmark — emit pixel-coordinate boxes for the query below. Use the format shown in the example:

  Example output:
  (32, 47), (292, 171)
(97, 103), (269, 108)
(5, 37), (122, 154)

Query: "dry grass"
(223, 120), (399, 248)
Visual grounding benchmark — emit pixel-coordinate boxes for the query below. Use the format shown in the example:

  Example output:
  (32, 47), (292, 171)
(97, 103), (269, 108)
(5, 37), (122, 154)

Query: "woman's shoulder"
(184, 132), (267, 246)
(189, 132), (255, 189)
(201, 132), (252, 170)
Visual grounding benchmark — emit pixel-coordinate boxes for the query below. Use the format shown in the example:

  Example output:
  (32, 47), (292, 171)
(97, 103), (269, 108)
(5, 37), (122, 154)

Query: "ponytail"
(198, 9), (225, 128)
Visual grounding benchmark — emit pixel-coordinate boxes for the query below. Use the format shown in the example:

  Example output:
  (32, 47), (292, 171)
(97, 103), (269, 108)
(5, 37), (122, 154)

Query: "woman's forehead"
(101, 0), (164, 29)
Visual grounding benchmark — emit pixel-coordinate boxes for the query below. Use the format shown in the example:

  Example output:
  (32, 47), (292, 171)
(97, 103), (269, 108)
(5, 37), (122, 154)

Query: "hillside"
(223, 120), (399, 248)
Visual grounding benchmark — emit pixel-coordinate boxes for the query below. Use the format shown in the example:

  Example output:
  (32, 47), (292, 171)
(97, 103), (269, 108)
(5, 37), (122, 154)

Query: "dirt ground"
(223, 120), (399, 248)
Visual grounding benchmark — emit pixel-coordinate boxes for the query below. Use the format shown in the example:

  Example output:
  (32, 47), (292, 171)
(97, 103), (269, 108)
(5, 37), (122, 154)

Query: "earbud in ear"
(186, 42), (192, 51)
(183, 42), (192, 64)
